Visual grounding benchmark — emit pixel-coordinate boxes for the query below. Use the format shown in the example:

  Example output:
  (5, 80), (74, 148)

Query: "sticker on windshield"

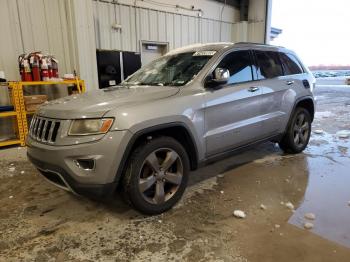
(193, 51), (216, 56)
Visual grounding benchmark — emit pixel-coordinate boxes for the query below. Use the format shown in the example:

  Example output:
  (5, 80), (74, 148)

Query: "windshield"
(122, 52), (213, 86)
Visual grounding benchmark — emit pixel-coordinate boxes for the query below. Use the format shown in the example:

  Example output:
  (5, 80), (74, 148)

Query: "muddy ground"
(1, 85), (350, 261)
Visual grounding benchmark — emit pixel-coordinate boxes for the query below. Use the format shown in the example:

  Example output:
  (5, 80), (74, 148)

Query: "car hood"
(37, 86), (179, 119)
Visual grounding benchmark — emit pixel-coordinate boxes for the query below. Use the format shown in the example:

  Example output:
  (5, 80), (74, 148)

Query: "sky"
(270, 0), (350, 66)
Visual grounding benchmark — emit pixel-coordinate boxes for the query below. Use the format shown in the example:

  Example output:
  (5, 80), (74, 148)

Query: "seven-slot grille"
(29, 116), (61, 143)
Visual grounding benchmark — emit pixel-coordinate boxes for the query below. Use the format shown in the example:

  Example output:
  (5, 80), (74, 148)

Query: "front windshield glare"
(123, 52), (213, 86)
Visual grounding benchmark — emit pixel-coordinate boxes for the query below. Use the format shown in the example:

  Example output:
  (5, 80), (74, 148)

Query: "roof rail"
(235, 42), (270, 46)
(234, 42), (285, 48)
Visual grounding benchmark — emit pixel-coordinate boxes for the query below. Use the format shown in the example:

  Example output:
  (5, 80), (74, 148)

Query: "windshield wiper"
(138, 82), (164, 86)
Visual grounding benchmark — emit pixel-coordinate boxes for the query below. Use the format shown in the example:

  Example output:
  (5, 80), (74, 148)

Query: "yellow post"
(80, 80), (86, 93)
(16, 82), (28, 145)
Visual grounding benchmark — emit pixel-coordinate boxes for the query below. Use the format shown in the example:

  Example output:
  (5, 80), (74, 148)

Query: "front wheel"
(122, 136), (190, 214)
(279, 107), (311, 154)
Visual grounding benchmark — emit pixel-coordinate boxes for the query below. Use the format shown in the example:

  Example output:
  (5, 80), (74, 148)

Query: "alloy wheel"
(138, 148), (183, 205)
(293, 112), (310, 147)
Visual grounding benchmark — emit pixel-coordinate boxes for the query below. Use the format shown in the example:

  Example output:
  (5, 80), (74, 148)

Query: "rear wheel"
(279, 107), (311, 153)
(122, 136), (189, 214)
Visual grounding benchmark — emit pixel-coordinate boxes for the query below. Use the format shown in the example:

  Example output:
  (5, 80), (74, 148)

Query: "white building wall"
(0, 0), (269, 90)
(92, 0), (264, 52)
(0, 0), (99, 140)
(247, 0), (269, 43)
(0, 0), (98, 89)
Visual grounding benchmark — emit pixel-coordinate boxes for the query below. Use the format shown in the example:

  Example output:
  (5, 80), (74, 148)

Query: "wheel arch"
(295, 97), (315, 122)
(114, 122), (199, 187)
(281, 96), (315, 140)
(287, 96), (315, 127)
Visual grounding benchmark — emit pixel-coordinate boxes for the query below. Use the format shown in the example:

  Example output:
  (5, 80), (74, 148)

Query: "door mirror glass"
(213, 68), (229, 84)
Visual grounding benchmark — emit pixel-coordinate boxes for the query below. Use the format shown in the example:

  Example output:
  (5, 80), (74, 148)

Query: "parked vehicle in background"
(27, 42), (315, 214)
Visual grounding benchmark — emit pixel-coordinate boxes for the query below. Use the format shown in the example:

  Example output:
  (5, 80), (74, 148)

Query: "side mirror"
(213, 68), (229, 84)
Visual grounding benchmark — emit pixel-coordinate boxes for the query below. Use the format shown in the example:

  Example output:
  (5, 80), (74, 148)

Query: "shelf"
(15, 79), (83, 86)
(0, 80), (86, 148)
(13, 79), (86, 94)
(0, 82), (25, 148)
(0, 139), (22, 147)
(0, 111), (17, 117)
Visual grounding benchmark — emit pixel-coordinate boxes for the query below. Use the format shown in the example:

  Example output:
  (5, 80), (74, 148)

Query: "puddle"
(289, 134), (350, 248)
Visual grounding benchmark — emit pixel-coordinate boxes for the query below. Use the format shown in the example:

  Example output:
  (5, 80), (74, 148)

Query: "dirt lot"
(1, 85), (350, 261)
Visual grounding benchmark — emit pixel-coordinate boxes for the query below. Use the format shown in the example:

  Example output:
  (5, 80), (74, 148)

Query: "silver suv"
(27, 42), (315, 214)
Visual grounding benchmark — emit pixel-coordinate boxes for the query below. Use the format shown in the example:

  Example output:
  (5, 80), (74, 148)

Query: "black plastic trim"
(283, 96), (315, 135)
(114, 122), (199, 185)
(27, 153), (116, 199)
(200, 134), (283, 167)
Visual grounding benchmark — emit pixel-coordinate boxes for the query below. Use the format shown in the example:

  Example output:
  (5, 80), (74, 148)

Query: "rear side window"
(255, 51), (283, 79)
(279, 53), (304, 75)
(216, 50), (253, 84)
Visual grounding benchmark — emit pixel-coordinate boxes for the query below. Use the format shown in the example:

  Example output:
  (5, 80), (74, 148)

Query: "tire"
(279, 107), (312, 154)
(122, 136), (190, 214)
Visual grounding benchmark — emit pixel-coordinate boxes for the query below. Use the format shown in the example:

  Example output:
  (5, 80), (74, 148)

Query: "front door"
(204, 50), (263, 156)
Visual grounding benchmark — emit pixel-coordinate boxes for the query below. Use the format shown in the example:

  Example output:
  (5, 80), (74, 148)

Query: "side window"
(279, 53), (304, 75)
(216, 50), (253, 84)
(255, 51), (283, 79)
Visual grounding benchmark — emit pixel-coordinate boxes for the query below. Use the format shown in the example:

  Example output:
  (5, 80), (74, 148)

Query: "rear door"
(252, 50), (299, 136)
(204, 50), (264, 156)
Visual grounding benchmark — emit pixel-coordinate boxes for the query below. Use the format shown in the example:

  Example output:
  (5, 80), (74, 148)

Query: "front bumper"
(27, 130), (133, 198)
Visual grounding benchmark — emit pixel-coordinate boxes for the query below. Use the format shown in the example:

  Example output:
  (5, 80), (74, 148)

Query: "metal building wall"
(0, 0), (72, 140)
(0, 0), (268, 90)
(0, 0), (72, 85)
(0, 0), (98, 140)
(92, 1), (252, 52)
(0, 0), (98, 90)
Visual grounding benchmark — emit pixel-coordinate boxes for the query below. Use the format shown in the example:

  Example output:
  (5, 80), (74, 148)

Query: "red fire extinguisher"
(40, 56), (49, 81)
(22, 55), (33, 81)
(50, 57), (59, 78)
(47, 56), (53, 79)
(28, 52), (42, 81)
(18, 54), (26, 81)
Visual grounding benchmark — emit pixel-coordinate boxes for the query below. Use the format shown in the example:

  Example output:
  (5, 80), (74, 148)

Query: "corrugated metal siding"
(0, 0), (98, 90)
(68, 0), (99, 90)
(0, 0), (267, 141)
(0, 0), (72, 82)
(93, 1), (259, 52)
(0, 0), (98, 140)
(0, 0), (266, 89)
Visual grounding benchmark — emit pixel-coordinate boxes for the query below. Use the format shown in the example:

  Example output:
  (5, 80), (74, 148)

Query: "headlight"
(68, 118), (114, 136)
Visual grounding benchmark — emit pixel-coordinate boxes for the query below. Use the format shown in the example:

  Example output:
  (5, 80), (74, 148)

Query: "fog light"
(74, 159), (95, 170)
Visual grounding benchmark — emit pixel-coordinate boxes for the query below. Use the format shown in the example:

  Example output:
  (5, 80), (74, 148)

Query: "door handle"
(248, 86), (259, 92)
(286, 80), (295, 86)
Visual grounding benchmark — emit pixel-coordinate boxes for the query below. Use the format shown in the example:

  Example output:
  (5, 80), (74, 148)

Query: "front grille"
(29, 116), (61, 143)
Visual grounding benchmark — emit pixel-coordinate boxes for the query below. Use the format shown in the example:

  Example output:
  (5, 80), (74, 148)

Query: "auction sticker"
(193, 51), (216, 56)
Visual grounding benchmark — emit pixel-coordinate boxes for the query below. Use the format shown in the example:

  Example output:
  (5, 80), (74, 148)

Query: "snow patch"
(304, 222), (314, 230)
(285, 202), (295, 210)
(336, 130), (350, 139)
(304, 213), (316, 220)
(233, 210), (246, 219)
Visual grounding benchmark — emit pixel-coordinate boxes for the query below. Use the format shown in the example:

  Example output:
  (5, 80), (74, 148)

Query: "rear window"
(255, 51), (283, 79)
(279, 53), (304, 75)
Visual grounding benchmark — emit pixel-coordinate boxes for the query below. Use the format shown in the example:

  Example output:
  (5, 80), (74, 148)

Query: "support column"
(264, 0), (272, 44)
(66, 0), (99, 91)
